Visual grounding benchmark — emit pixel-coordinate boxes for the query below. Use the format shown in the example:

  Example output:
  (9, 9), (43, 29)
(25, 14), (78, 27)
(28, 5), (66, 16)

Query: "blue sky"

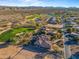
(0, 0), (79, 7)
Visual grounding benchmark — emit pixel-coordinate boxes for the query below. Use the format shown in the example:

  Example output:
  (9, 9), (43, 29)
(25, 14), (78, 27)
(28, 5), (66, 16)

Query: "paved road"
(63, 37), (71, 59)
(61, 16), (72, 59)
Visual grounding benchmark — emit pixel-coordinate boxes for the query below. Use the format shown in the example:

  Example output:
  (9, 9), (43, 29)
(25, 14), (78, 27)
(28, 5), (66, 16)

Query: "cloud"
(20, 0), (41, 3)
(0, 0), (56, 6)
(19, 0), (45, 6)
(0, 0), (78, 7)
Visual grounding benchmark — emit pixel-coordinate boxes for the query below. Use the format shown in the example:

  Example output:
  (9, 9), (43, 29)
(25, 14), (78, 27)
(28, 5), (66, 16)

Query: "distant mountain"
(0, 6), (79, 11)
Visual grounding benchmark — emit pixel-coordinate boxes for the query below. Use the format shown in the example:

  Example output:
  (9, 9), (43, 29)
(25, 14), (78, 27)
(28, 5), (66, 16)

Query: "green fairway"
(26, 14), (51, 21)
(0, 28), (34, 42)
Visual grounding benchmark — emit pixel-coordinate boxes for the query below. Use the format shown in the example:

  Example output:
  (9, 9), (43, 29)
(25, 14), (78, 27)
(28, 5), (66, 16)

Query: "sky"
(0, 0), (79, 7)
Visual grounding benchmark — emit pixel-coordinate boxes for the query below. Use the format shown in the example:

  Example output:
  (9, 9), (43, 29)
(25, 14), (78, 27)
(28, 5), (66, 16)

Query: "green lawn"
(0, 28), (34, 42)
(26, 14), (41, 21)
(26, 14), (51, 21)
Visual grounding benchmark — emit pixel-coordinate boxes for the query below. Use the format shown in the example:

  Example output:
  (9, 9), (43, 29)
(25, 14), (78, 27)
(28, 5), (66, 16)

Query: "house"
(35, 18), (41, 23)
(30, 34), (51, 49)
(47, 17), (57, 24)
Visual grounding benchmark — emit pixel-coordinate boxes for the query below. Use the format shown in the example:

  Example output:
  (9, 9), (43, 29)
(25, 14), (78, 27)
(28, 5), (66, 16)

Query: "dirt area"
(0, 45), (37, 59)
(0, 14), (23, 20)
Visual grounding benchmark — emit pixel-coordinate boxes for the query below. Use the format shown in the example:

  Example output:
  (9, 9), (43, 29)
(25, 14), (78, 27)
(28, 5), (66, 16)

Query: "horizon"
(0, 0), (79, 8)
(0, 5), (79, 8)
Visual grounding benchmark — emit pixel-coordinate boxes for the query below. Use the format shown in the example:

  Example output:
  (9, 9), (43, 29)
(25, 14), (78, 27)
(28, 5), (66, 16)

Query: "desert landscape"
(0, 0), (79, 59)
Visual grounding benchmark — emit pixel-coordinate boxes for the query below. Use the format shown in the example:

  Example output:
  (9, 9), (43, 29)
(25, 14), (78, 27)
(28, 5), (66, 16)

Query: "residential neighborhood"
(0, 1), (79, 59)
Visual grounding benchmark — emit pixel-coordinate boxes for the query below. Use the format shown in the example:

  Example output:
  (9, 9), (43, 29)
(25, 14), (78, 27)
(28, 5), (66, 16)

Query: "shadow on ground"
(64, 40), (79, 45)
(0, 40), (11, 48)
(68, 52), (79, 59)
(34, 51), (62, 59)
(10, 44), (49, 59)
(20, 44), (49, 53)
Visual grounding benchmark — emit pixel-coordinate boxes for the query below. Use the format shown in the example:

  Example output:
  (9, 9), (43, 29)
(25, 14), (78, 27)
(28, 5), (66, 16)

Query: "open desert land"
(0, 45), (38, 59)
